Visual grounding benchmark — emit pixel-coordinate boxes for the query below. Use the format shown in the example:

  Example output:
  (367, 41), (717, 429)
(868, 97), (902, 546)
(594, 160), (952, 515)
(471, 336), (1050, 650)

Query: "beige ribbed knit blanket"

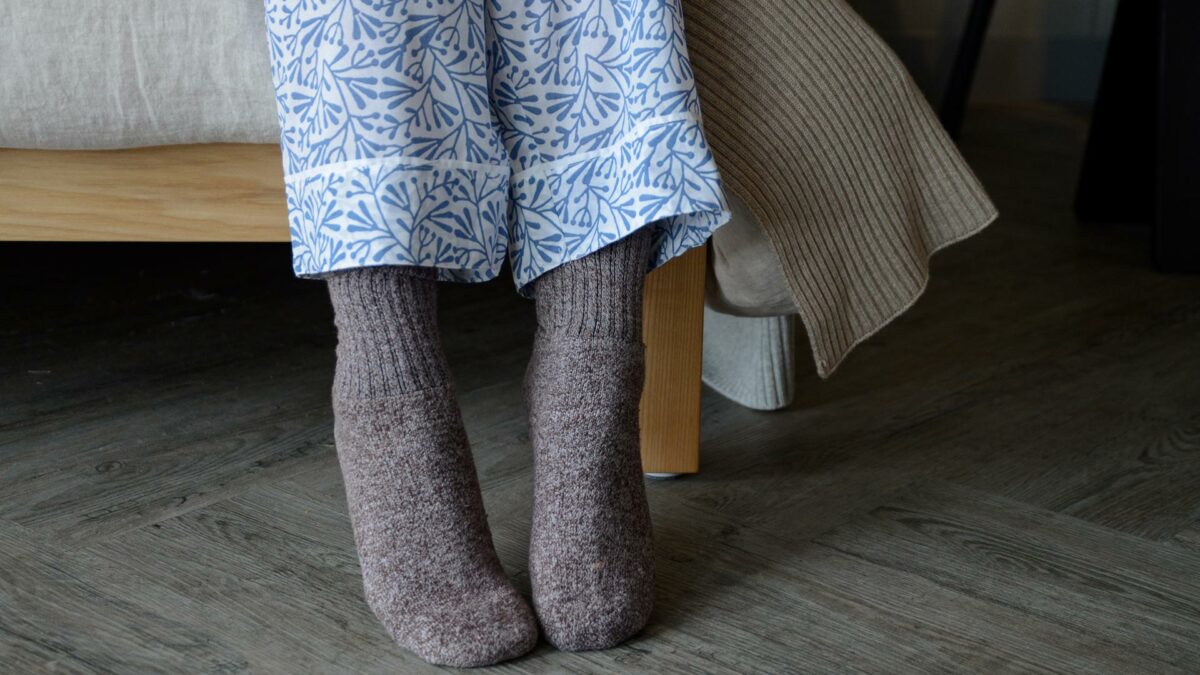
(686, 0), (999, 378)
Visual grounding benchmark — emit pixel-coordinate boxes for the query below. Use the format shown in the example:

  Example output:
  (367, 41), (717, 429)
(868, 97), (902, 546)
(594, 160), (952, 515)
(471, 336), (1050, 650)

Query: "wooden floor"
(3, 105), (1200, 673)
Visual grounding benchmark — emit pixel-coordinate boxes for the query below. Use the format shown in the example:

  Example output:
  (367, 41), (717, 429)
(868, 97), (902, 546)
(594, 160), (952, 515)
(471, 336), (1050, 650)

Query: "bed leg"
(640, 244), (706, 477)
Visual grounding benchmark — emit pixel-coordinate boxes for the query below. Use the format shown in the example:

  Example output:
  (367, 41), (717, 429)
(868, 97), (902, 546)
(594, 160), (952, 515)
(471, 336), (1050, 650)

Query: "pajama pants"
(262, 0), (730, 293)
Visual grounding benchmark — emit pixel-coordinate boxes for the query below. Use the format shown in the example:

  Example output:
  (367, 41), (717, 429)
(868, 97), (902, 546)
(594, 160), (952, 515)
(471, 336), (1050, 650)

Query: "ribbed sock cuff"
(533, 227), (653, 342)
(325, 266), (450, 398)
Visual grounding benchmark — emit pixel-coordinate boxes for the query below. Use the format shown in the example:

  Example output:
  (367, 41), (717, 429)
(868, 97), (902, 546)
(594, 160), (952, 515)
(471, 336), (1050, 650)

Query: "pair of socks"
(325, 228), (655, 667)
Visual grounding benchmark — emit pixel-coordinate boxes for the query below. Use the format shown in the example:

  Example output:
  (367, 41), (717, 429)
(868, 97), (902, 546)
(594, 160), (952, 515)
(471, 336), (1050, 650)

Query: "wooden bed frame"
(0, 144), (705, 475)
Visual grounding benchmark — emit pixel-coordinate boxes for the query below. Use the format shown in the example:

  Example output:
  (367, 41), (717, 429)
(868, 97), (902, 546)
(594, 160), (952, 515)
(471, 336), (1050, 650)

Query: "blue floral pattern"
(263, 0), (729, 292)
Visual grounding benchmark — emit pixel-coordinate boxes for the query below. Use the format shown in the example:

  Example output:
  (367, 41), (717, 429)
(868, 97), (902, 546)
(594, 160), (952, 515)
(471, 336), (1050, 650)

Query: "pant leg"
(263, 0), (510, 282)
(487, 0), (732, 295)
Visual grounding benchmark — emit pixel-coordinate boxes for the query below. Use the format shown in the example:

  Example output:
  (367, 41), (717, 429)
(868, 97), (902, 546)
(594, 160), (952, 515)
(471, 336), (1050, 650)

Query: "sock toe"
(536, 584), (653, 651)
(408, 590), (540, 667)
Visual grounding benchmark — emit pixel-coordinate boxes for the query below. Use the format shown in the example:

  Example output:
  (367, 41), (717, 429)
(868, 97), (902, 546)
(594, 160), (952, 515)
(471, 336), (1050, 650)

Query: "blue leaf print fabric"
(263, 0), (730, 293)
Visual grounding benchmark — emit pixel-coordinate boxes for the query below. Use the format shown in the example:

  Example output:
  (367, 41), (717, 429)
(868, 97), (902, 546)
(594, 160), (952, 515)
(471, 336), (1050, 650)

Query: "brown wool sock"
(325, 266), (538, 668)
(525, 228), (657, 651)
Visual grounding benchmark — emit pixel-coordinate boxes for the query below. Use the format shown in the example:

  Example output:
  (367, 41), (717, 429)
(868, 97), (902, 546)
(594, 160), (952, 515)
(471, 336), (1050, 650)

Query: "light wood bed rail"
(0, 144), (705, 475)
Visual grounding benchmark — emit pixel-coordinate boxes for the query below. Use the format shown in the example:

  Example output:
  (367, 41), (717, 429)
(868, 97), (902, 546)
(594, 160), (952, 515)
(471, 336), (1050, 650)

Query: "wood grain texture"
(648, 499), (1156, 675)
(3, 105), (1200, 672)
(813, 481), (1200, 671)
(0, 144), (288, 242)
(1174, 525), (1200, 553)
(639, 244), (707, 474)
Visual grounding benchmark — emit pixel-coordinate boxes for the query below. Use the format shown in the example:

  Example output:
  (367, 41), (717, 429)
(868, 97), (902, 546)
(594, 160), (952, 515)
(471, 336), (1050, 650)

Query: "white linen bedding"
(0, 0), (278, 149)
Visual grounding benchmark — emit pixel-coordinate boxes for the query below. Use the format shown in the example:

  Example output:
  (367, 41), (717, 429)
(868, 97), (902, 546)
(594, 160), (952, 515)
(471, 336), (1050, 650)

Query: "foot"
(524, 229), (657, 651)
(525, 340), (656, 651)
(335, 390), (539, 667)
(327, 267), (538, 667)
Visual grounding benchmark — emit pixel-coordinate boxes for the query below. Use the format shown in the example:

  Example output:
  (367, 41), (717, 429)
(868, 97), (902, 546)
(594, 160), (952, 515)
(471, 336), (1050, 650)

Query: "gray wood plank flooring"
(3, 104), (1200, 673)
